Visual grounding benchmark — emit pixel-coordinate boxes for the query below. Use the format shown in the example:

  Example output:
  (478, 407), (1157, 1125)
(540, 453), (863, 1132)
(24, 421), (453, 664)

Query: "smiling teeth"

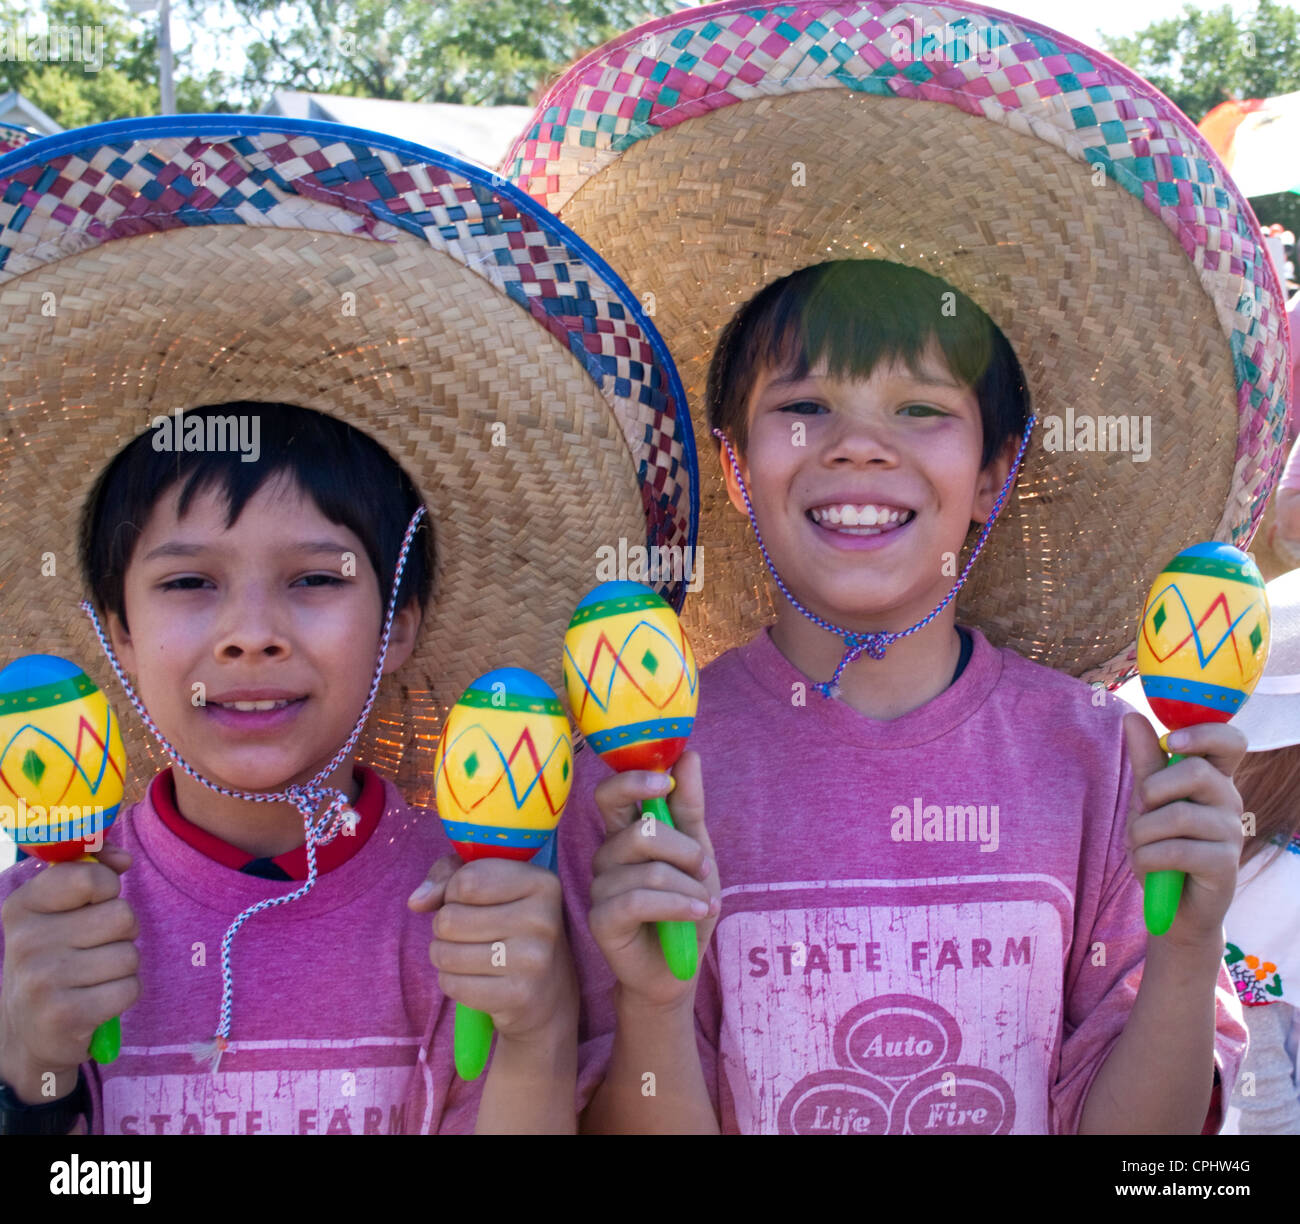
(810, 504), (910, 527)
(215, 699), (296, 711)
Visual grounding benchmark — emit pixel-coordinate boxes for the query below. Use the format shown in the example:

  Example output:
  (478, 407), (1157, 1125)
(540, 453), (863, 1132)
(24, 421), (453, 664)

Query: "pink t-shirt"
(557, 625), (1248, 1135)
(0, 770), (481, 1135)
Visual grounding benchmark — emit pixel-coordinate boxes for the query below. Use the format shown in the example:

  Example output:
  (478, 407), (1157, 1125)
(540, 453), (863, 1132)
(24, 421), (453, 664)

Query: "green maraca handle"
(88, 1016), (121, 1064)
(1143, 752), (1186, 936)
(640, 794), (698, 981)
(454, 1002), (495, 1080)
(73, 854), (122, 1063)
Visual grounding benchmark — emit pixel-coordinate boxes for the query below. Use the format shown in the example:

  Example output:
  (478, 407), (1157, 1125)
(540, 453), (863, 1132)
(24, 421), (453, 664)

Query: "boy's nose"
(213, 596), (292, 659)
(822, 415), (900, 465)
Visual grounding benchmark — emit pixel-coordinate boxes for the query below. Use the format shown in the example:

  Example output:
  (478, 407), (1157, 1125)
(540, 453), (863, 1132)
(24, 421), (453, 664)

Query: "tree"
(1098, 0), (1300, 125)
(190, 0), (682, 110)
(1, 0), (231, 126)
(1099, 0), (1300, 230)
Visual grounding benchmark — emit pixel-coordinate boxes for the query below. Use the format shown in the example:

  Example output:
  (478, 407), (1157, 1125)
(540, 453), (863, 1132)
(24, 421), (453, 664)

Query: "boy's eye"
(899, 404), (947, 417)
(158, 574), (346, 591)
(778, 400), (827, 415)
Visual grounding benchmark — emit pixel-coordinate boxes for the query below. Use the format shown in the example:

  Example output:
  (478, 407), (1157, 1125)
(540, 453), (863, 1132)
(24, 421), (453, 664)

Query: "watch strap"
(0, 1068), (90, 1135)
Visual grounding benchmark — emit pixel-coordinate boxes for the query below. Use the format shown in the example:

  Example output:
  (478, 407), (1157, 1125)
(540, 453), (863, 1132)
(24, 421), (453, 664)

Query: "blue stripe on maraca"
(586, 715), (695, 754)
(440, 819), (553, 848)
(0, 655), (82, 691)
(466, 668), (559, 700)
(574, 580), (655, 609)
(4, 800), (118, 846)
(1141, 674), (1248, 715)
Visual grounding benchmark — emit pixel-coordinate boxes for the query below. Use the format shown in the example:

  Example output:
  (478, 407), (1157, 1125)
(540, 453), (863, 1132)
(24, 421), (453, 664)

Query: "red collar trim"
(148, 765), (384, 879)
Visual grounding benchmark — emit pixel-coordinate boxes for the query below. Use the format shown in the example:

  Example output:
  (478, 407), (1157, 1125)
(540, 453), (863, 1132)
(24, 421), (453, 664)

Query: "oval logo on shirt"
(888, 1065), (1016, 1135)
(834, 994), (961, 1080)
(776, 1070), (895, 1136)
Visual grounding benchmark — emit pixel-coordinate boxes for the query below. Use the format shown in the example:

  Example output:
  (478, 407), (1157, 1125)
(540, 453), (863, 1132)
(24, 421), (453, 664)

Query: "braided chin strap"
(712, 417), (1035, 699)
(78, 503), (427, 1072)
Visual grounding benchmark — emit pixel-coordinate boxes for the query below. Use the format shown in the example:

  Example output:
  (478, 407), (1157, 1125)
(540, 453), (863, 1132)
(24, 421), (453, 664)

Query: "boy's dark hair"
(706, 260), (1031, 469)
(79, 402), (435, 636)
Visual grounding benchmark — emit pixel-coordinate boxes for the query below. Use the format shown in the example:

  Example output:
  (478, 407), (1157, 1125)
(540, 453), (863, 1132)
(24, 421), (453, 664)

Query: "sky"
(161, 0), (1290, 94)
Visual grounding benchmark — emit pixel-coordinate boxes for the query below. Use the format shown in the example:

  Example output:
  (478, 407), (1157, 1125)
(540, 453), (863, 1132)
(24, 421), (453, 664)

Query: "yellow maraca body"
(1134, 542), (1269, 937)
(0, 653), (128, 1062)
(433, 668), (572, 862)
(562, 580), (698, 771)
(0, 654), (126, 862)
(1136, 542), (1269, 732)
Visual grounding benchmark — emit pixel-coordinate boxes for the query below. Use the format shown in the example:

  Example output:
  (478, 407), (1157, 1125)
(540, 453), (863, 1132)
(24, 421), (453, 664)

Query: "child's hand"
(408, 856), (576, 1044)
(0, 849), (138, 1102)
(1122, 713), (1247, 948)
(588, 749), (721, 1010)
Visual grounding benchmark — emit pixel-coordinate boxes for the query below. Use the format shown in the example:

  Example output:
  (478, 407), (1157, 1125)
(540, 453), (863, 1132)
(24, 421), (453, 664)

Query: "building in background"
(259, 90), (531, 168)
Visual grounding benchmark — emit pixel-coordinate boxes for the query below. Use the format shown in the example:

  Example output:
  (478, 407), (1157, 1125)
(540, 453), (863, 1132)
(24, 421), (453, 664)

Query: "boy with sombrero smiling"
(0, 115), (697, 1134)
(505, 0), (1292, 1133)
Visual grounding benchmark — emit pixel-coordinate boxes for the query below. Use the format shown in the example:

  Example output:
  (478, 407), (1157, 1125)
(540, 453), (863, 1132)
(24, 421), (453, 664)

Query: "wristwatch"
(0, 1069), (90, 1135)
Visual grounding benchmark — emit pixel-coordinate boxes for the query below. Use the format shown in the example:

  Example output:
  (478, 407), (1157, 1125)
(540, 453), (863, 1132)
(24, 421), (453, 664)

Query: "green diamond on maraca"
(21, 748), (46, 786)
(642, 649), (658, 674)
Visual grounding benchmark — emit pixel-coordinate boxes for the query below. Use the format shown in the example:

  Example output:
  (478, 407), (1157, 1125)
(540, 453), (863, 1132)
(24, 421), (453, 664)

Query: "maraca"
(1135, 542), (1270, 935)
(0, 654), (128, 1062)
(432, 667), (572, 1079)
(562, 580), (700, 980)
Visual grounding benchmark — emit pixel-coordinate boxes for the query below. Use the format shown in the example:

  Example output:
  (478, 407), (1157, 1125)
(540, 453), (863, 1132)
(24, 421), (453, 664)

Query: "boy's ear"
(106, 610), (136, 677)
(972, 434), (1020, 526)
(380, 603), (422, 675)
(718, 438), (752, 517)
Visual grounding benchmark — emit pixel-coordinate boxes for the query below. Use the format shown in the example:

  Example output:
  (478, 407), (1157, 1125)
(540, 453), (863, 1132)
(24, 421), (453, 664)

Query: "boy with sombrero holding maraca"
(504, 0), (1292, 1133)
(0, 115), (696, 1133)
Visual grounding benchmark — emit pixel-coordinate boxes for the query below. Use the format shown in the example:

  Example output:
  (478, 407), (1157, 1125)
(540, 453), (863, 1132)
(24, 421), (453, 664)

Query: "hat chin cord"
(78, 504), (428, 1073)
(711, 418), (1035, 700)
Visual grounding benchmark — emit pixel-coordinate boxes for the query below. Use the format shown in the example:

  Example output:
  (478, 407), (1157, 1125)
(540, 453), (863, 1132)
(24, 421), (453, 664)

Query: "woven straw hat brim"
(0, 116), (697, 810)
(0, 121), (34, 157)
(503, 0), (1292, 686)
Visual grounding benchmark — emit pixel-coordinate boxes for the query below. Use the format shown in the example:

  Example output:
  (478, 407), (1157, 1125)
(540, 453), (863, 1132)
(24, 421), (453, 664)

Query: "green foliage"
(191, 0), (682, 109)
(1098, 0), (1300, 125)
(1099, 1), (1300, 219)
(1, 0), (232, 125)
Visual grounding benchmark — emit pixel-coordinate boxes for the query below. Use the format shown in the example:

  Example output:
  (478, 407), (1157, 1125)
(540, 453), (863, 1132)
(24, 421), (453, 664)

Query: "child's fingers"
(591, 769), (674, 835)
(1133, 754), (1243, 817)
(1128, 799), (1244, 852)
(1123, 713), (1170, 812)
(589, 887), (714, 943)
(11, 858), (125, 917)
(1128, 833), (1241, 882)
(443, 859), (559, 909)
(590, 859), (713, 910)
(407, 854), (460, 910)
(1161, 722), (1249, 777)
(91, 847), (132, 875)
(591, 817), (708, 879)
(434, 892), (559, 945)
(664, 750), (713, 864)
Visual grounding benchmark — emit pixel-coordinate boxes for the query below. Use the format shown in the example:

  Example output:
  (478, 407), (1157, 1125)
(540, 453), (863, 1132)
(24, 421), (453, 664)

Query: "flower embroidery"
(1225, 942), (1285, 1003)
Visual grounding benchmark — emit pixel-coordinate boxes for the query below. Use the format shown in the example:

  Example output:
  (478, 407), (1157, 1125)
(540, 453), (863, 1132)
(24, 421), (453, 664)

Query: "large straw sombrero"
(0, 115), (696, 810)
(503, 0), (1292, 686)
